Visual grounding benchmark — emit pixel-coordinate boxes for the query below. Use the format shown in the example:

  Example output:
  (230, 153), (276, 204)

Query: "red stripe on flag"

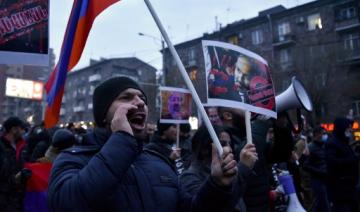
(24, 163), (52, 192)
(44, 87), (64, 128)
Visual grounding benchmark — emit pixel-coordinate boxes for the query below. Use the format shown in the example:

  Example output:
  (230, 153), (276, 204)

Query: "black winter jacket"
(326, 137), (359, 201)
(0, 136), (26, 212)
(236, 120), (294, 212)
(181, 160), (251, 212)
(48, 128), (234, 212)
(303, 140), (327, 179)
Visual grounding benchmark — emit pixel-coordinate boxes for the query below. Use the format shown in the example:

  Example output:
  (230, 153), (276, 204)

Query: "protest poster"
(160, 87), (192, 124)
(0, 0), (49, 66)
(202, 40), (277, 118)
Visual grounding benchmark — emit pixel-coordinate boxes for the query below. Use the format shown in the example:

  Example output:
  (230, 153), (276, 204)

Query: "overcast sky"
(50, 0), (315, 70)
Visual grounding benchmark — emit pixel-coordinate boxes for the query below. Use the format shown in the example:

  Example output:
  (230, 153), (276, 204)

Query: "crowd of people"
(0, 76), (359, 212)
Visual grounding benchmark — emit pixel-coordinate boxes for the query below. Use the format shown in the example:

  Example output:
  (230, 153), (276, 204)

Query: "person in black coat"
(48, 77), (239, 212)
(303, 126), (330, 212)
(218, 107), (295, 211)
(179, 123), (193, 169)
(144, 121), (178, 172)
(180, 125), (258, 211)
(0, 117), (31, 212)
(326, 117), (359, 212)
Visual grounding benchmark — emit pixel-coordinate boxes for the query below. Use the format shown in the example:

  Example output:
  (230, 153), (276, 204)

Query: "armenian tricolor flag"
(44, 0), (120, 128)
(23, 163), (52, 212)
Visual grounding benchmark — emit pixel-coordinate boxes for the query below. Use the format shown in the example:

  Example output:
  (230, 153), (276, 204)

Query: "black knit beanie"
(3, 116), (26, 132)
(157, 120), (175, 136)
(93, 77), (146, 127)
(52, 129), (76, 150)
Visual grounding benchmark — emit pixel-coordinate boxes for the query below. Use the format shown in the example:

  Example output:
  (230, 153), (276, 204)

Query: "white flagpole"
(245, 110), (253, 144)
(143, 0), (223, 155)
(176, 123), (180, 149)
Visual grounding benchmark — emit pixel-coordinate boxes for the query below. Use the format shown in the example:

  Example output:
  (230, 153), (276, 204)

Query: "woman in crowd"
(180, 125), (258, 211)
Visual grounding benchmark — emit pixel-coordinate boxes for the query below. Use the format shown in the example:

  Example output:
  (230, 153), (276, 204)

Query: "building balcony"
(273, 34), (296, 48)
(335, 21), (360, 32)
(334, 5), (359, 32)
(88, 74), (102, 82)
(74, 106), (85, 112)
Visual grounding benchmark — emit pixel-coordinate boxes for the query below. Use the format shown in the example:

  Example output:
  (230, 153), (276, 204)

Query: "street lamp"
(138, 32), (165, 86)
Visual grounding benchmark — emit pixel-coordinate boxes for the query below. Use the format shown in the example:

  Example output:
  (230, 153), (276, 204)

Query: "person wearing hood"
(326, 117), (359, 212)
(48, 76), (238, 212)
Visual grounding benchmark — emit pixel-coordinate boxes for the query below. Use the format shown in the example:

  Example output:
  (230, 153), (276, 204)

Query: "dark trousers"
(331, 200), (359, 212)
(311, 178), (330, 212)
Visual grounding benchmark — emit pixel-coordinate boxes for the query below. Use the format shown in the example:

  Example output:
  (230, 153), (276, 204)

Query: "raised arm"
(48, 132), (138, 212)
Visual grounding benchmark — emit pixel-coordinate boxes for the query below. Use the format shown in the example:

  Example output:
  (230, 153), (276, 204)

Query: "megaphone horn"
(275, 76), (313, 113)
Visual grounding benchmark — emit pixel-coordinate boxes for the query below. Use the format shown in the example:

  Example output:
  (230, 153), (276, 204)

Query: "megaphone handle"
(296, 109), (303, 133)
(245, 111), (253, 144)
(285, 110), (303, 134)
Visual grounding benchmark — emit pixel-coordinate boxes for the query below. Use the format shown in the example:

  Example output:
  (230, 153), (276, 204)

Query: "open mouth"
(128, 112), (146, 130)
(173, 104), (180, 112)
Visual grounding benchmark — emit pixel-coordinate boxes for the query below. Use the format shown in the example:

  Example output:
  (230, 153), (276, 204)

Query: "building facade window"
(316, 73), (326, 88)
(278, 22), (291, 39)
(307, 13), (322, 30)
(343, 33), (360, 51)
(137, 69), (142, 76)
(89, 85), (95, 95)
(277, 48), (292, 71)
(279, 48), (292, 64)
(251, 29), (263, 45)
(336, 7), (357, 20)
(188, 47), (196, 61)
(353, 100), (360, 117)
